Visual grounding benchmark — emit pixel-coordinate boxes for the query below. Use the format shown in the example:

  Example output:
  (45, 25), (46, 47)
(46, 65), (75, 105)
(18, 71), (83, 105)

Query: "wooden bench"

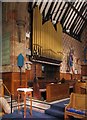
(65, 93), (87, 119)
(46, 83), (69, 102)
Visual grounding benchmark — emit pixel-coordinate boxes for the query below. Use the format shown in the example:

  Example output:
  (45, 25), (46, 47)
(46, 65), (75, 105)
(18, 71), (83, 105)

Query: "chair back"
(70, 93), (87, 110)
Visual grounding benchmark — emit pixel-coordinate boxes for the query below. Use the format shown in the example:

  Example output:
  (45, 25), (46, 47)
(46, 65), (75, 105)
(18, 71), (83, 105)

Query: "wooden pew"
(46, 83), (69, 102)
(74, 82), (86, 94)
(65, 93), (87, 120)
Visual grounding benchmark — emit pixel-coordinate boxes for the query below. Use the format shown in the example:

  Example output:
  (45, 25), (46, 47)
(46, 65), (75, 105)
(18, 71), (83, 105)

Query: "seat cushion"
(66, 108), (86, 115)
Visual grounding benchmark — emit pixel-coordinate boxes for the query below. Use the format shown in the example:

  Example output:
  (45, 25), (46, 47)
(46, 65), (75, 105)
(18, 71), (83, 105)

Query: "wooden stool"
(17, 88), (33, 118)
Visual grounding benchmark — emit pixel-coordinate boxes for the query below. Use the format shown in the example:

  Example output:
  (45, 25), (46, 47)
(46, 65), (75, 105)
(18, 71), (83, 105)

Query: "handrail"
(2, 83), (11, 95)
(2, 83), (13, 113)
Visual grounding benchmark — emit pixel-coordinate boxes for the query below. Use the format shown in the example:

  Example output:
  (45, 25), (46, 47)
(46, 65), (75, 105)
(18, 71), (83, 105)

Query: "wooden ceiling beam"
(66, 2), (80, 30)
(61, 3), (70, 26)
(33, 1), (37, 8)
(75, 19), (84, 34)
(56, 2), (66, 23)
(70, 14), (79, 32)
(53, 2), (62, 21)
(51, 2), (58, 16)
(42, 2), (49, 19)
(44, 2), (54, 21)
(68, 2), (87, 22)
(64, 7), (74, 30)
(39, 1), (43, 10)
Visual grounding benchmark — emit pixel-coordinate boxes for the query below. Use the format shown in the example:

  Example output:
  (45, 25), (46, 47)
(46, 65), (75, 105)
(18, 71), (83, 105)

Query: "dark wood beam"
(56, 2), (66, 23)
(80, 2), (86, 15)
(63, 29), (81, 42)
(66, 2), (79, 30)
(75, 19), (84, 34)
(39, 1), (43, 10)
(62, 6), (72, 28)
(42, 2), (49, 19)
(70, 15), (79, 32)
(51, 2), (58, 15)
(61, 3), (70, 25)
(63, 7), (73, 30)
(73, 17), (83, 34)
(33, 1), (37, 8)
(82, 3), (87, 19)
(68, 2), (87, 22)
(53, 2), (62, 21)
(44, 2), (54, 21)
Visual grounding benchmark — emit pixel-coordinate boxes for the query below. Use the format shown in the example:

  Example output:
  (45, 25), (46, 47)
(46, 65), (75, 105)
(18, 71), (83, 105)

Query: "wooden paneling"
(2, 72), (27, 97)
(46, 83), (69, 102)
(36, 63), (42, 77)
(38, 80), (57, 89)
(60, 73), (81, 80)
(12, 72), (26, 81)
(26, 64), (42, 81)
(72, 74), (81, 80)
(12, 80), (27, 97)
(60, 73), (71, 80)
(26, 70), (30, 80)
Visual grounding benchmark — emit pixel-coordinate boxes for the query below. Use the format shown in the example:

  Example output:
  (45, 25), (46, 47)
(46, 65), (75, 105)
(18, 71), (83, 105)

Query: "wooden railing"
(2, 83), (14, 113)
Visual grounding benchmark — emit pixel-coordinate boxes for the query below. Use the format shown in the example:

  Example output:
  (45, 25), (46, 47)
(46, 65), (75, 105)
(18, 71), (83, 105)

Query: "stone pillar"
(2, 2), (28, 72)
(16, 3), (26, 43)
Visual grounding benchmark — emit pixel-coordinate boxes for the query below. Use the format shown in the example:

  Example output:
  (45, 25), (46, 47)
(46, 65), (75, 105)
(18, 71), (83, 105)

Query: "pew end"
(65, 93), (87, 119)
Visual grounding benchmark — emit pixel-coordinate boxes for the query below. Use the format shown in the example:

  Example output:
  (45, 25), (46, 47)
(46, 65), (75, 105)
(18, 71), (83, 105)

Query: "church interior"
(0, 1), (87, 120)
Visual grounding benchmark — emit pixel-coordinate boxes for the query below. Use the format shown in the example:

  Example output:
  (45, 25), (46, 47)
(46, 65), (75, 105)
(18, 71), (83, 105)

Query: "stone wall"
(60, 33), (82, 74)
(2, 2), (29, 72)
(60, 25), (87, 74)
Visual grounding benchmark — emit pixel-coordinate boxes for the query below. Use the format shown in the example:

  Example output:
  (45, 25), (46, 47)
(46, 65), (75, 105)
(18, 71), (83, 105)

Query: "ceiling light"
(66, 29), (70, 33)
(52, 20), (56, 24)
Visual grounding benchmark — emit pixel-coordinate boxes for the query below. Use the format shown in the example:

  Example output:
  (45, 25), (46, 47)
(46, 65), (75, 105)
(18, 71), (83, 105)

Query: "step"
(14, 108), (59, 119)
(45, 108), (64, 119)
(26, 99), (50, 110)
(51, 99), (69, 111)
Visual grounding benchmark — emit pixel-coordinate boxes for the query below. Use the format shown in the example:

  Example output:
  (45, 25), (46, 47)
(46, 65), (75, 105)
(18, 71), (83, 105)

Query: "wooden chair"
(65, 93), (87, 120)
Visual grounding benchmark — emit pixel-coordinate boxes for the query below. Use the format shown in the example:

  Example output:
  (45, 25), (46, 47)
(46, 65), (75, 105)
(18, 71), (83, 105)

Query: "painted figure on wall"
(67, 47), (74, 73)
